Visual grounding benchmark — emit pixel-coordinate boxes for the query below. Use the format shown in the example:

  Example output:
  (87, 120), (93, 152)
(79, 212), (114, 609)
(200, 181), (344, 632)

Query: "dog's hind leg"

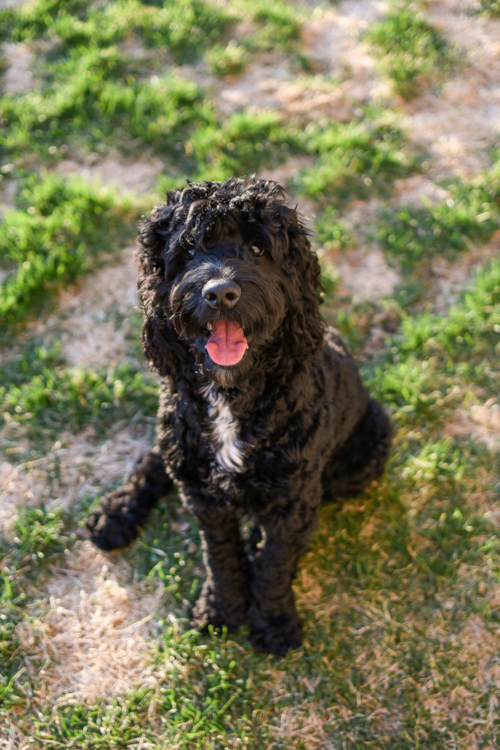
(87, 447), (173, 551)
(322, 398), (392, 503)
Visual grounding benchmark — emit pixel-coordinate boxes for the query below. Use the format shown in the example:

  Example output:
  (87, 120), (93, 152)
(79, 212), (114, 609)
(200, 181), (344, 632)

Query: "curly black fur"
(87, 176), (392, 655)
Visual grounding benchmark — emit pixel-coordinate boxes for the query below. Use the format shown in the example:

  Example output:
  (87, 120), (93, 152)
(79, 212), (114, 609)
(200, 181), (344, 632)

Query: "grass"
(363, 259), (500, 428)
(0, 505), (73, 717)
(378, 179), (500, 270)
(294, 117), (418, 204)
(365, 6), (454, 99)
(478, 0), (500, 15)
(157, 111), (417, 194)
(1, 52), (209, 158)
(0, 0), (233, 64)
(207, 41), (250, 78)
(1, 360), (158, 437)
(0, 0), (301, 164)
(0, 0), (301, 62)
(21, 632), (259, 748)
(396, 258), (500, 399)
(1, 0), (500, 747)
(315, 208), (352, 252)
(376, 169), (500, 307)
(0, 173), (137, 325)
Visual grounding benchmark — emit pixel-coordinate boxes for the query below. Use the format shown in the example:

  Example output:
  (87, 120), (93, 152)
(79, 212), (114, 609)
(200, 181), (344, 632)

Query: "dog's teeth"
(207, 322), (212, 331)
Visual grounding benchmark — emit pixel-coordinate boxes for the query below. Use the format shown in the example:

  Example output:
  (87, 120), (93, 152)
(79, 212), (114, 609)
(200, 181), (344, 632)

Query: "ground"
(0, 0), (500, 747)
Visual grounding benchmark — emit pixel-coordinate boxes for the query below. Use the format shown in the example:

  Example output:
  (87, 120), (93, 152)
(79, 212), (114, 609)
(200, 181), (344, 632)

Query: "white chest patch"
(204, 386), (246, 472)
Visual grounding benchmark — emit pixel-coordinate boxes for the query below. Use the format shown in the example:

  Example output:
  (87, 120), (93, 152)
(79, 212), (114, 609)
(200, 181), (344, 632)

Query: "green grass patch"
(369, 356), (454, 426)
(365, 6), (454, 99)
(192, 110), (300, 180)
(478, 0), (500, 15)
(400, 257), (500, 356)
(363, 258), (500, 426)
(0, 173), (137, 325)
(19, 629), (266, 749)
(206, 0), (301, 76)
(241, 0), (301, 53)
(1, 359), (158, 437)
(0, 0), (302, 63)
(207, 40), (250, 78)
(398, 258), (500, 396)
(156, 110), (413, 199)
(0, 0), (233, 64)
(1, 48), (208, 158)
(155, 110), (301, 190)
(375, 172), (500, 308)
(294, 118), (417, 204)
(315, 208), (352, 251)
(378, 180), (500, 270)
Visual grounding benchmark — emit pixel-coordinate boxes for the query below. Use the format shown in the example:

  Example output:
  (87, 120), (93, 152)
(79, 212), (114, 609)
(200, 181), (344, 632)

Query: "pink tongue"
(205, 320), (248, 366)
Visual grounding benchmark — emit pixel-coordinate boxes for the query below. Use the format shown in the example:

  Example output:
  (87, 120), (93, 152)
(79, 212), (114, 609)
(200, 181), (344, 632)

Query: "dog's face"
(138, 178), (324, 387)
(169, 222), (290, 387)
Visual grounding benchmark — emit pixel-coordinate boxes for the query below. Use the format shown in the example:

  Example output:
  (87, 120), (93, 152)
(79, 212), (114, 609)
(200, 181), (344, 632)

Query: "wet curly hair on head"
(87, 175), (392, 656)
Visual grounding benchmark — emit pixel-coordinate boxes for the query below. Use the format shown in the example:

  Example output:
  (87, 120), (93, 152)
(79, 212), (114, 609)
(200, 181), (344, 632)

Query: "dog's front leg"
(249, 498), (320, 655)
(188, 499), (250, 632)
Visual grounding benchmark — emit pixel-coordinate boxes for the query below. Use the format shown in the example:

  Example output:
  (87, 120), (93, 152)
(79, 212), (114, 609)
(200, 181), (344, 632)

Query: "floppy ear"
(137, 193), (192, 379)
(281, 220), (325, 362)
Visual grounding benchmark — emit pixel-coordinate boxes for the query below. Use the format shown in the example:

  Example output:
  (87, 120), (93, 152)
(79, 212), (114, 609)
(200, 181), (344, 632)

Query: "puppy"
(87, 177), (392, 655)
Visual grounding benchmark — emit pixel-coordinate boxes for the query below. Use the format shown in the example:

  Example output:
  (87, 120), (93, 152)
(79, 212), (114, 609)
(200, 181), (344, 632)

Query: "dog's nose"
(202, 279), (241, 310)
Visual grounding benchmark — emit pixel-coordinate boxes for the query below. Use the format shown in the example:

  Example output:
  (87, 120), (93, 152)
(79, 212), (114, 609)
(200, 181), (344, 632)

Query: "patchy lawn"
(1, 0), (499, 748)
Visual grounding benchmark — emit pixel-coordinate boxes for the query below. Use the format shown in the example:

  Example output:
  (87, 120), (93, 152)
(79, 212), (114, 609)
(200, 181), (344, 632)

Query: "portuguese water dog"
(87, 177), (392, 655)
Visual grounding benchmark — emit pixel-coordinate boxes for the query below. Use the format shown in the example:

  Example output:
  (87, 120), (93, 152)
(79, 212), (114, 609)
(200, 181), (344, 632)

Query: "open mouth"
(205, 319), (248, 367)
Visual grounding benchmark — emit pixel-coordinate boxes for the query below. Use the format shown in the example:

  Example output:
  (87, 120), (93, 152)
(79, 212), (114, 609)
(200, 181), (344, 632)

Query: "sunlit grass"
(0, 173), (137, 324)
(365, 6), (455, 99)
(295, 118), (418, 204)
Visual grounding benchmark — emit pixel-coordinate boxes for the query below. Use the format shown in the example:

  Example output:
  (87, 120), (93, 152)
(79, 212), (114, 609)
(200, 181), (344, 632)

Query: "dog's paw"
(250, 617), (302, 656)
(86, 488), (141, 551)
(192, 585), (248, 633)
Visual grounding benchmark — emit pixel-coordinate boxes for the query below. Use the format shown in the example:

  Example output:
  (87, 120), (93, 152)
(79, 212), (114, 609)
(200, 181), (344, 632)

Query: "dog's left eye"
(250, 245), (264, 257)
(185, 247), (196, 259)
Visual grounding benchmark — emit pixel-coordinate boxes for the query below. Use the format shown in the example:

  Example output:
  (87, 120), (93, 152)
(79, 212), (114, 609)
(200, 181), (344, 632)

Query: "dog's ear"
(137, 195), (191, 379)
(282, 220), (325, 361)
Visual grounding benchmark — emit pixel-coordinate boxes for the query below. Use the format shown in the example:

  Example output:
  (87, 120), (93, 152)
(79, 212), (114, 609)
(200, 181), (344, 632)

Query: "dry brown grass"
(18, 541), (167, 703)
(0, 424), (153, 539)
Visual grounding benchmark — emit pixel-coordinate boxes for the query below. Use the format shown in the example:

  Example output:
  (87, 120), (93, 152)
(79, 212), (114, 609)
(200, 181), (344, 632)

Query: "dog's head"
(138, 177), (324, 387)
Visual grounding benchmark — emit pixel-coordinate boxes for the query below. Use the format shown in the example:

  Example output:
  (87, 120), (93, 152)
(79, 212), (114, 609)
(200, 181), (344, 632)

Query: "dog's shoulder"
(316, 326), (369, 413)
(320, 326), (359, 376)
(322, 326), (352, 358)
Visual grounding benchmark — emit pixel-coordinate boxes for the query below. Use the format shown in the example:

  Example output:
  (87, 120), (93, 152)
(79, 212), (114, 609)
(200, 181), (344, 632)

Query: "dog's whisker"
(176, 324), (188, 341)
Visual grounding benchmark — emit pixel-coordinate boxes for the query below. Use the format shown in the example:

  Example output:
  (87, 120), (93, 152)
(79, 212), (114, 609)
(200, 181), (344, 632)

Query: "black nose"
(202, 279), (241, 310)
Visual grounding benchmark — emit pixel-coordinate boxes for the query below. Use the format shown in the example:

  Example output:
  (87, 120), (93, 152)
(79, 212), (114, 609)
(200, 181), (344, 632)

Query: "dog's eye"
(185, 247), (196, 259)
(250, 245), (264, 257)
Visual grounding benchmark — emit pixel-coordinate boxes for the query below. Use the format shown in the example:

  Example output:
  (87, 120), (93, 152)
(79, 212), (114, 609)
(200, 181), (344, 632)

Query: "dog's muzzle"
(201, 278), (248, 367)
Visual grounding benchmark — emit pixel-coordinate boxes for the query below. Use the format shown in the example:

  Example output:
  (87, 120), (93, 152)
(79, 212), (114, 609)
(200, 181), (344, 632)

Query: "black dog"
(87, 177), (392, 655)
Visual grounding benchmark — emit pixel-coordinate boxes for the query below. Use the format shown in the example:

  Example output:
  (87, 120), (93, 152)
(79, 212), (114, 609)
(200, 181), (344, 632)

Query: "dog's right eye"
(185, 247), (196, 259)
(250, 245), (264, 257)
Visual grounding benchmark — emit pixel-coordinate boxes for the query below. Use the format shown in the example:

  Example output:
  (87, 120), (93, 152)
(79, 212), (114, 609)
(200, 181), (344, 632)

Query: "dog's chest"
(203, 386), (247, 472)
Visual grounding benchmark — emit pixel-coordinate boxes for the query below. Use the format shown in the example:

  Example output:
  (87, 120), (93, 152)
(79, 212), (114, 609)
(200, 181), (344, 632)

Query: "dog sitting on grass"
(87, 177), (392, 655)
